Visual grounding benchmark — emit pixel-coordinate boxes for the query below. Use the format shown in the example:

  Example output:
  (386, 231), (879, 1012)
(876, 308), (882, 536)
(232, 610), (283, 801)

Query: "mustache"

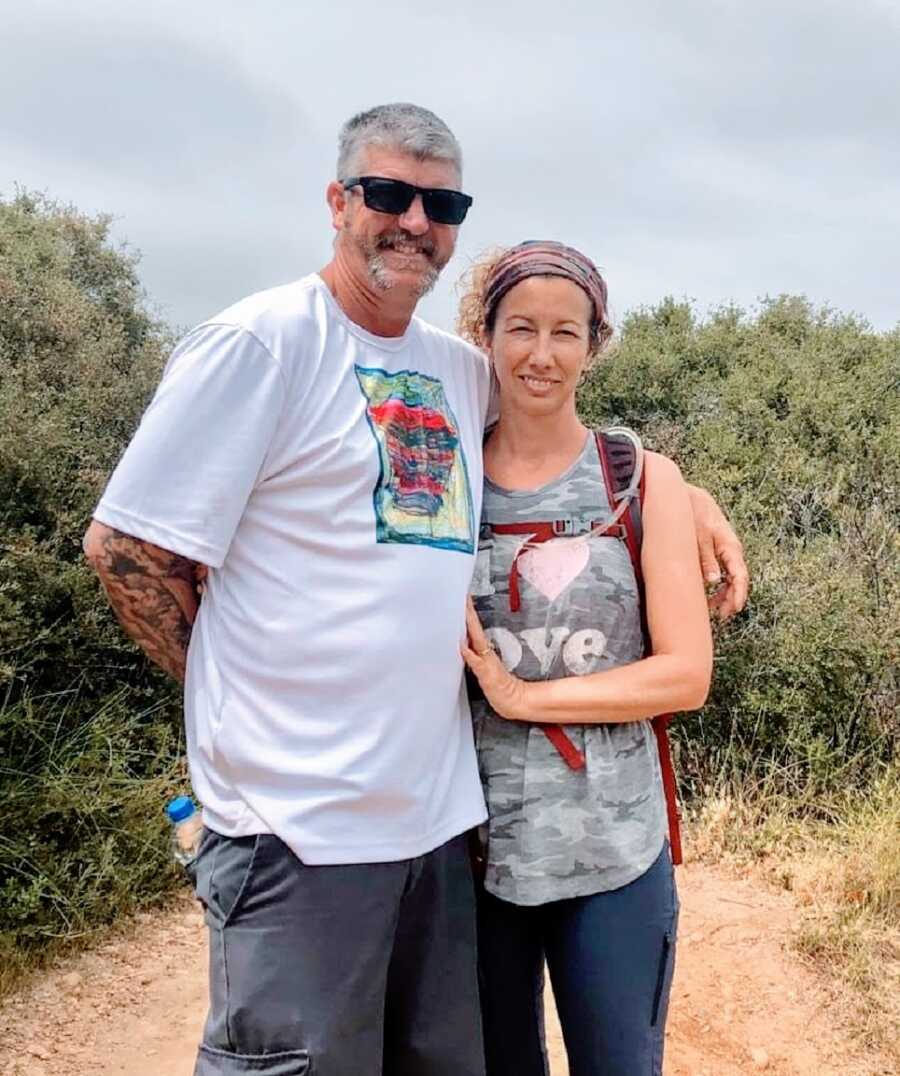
(374, 231), (436, 258)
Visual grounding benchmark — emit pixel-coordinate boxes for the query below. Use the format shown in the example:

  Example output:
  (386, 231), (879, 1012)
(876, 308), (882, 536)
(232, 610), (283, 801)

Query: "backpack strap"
(596, 430), (683, 865)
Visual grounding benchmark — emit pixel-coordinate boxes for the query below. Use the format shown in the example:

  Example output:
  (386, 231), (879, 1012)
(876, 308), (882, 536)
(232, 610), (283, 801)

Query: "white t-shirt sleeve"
(94, 323), (285, 568)
(483, 365), (499, 430)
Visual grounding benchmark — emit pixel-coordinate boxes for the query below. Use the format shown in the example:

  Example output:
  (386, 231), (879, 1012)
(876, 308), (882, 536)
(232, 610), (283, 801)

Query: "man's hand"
(685, 485), (749, 620)
(83, 520), (205, 683)
(461, 599), (530, 721)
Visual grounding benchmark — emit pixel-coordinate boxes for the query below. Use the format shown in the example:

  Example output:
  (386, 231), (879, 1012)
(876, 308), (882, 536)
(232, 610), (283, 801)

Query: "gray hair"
(337, 103), (463, 182)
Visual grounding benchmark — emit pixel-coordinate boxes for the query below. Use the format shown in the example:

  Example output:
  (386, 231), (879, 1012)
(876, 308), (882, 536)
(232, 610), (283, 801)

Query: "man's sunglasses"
(342, 176), (473, 226)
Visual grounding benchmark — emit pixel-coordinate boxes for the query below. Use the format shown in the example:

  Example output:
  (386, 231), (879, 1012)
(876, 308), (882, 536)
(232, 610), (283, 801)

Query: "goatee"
(354, 230), (445, 297)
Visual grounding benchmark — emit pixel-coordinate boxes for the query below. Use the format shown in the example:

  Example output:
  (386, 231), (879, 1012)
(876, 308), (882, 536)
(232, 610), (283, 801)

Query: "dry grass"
(686, 766), (900, 1066)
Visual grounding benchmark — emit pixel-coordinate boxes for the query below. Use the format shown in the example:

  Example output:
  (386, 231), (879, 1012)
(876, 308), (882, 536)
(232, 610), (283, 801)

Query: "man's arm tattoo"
(89, 528), (202, 683)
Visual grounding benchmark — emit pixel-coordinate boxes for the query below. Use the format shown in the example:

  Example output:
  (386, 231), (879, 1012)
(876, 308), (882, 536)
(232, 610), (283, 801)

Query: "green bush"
(0, 192), (184, 987)
(579, 296), (900, 796)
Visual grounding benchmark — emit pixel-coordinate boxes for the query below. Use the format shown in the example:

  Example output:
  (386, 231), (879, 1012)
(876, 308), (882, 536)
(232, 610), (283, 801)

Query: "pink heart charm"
(517, 537), (590, 603)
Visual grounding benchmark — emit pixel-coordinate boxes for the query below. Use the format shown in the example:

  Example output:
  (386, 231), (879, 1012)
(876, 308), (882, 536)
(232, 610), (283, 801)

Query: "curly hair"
(455, 247), (505, 348)
(455, 244), (614, 369)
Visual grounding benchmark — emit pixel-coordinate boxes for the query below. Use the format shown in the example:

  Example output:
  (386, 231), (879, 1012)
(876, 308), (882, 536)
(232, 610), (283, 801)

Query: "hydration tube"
(507, 426), (645, 611)
(515, 426), (645, 554)
(586, 425), (644, 538)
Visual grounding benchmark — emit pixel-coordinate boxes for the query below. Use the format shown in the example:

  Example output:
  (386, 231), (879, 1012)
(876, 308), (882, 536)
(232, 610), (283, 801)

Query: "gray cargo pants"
(192, 829), (485, 1076)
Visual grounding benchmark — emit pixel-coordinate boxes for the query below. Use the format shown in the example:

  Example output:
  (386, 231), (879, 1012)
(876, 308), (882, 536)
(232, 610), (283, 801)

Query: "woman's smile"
(519, 373), (561, 394)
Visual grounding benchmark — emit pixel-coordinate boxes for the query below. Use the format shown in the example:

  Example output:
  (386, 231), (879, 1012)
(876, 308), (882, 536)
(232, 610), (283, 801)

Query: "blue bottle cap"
(166, 795), (196, 823)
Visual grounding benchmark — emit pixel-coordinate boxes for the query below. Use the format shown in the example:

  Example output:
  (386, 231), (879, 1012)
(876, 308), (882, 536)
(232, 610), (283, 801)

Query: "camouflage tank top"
(471, 431), (667, 905)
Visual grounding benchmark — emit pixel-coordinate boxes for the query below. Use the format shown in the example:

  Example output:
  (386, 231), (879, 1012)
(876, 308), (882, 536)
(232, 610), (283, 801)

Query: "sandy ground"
(0, 862), (892, 1076)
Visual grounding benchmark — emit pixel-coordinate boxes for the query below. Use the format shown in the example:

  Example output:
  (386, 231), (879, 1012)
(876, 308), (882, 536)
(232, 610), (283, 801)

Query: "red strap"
(596, 432), (683, 865)
(652, 715), (682, 864)
(489, 523), (560, 536)
(489, 522), (585, 767)
(539, 724), (586, 770)
(491, 522), (558, 613)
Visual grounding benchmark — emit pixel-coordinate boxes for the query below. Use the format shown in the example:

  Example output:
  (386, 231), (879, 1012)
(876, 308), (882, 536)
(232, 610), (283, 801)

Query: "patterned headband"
(483, 241), (610, 343)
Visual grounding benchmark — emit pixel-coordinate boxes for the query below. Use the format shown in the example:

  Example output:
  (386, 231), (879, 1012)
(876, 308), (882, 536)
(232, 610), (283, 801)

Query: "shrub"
(579, 296), (900, 797)
(0, 192), (184, 985)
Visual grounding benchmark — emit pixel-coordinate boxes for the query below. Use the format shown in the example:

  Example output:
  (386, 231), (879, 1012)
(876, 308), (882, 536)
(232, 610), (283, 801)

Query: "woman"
(458, 241), (713, 1076)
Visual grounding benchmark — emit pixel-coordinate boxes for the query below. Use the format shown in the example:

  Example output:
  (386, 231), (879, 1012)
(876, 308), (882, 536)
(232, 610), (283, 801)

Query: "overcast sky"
(4, 0), (899, 334)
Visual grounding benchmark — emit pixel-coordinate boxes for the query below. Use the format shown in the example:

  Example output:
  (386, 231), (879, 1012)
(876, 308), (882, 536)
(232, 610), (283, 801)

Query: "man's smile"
(375, 232), (436, 261)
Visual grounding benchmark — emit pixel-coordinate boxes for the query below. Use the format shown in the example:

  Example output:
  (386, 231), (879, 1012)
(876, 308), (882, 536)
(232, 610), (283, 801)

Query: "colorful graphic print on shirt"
(355, 366), (475, 553)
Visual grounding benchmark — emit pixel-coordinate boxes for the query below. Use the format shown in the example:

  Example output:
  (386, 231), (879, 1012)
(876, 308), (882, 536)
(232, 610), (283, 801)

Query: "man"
(84, 103), (747, 1076)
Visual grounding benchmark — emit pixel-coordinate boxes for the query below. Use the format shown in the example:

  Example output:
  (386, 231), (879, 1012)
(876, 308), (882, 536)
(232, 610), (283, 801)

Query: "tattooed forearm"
(83, 522), (203, 683)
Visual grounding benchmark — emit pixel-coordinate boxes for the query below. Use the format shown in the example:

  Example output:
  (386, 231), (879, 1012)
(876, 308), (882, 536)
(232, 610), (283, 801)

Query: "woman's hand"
(461, 599), (530, 721)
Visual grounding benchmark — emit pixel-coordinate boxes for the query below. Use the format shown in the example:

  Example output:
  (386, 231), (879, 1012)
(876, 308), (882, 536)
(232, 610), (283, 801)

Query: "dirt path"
(0, 863), (891, 1076)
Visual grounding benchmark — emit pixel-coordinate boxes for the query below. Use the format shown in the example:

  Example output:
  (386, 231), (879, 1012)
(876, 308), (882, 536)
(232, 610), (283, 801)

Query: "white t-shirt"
(95, 274), (491, 864)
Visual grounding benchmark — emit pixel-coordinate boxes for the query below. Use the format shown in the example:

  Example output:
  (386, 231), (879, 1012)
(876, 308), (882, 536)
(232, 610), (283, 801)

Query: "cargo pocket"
(650, 929), (674, 1027)
(195, 1043), (310, 1075)
(650, 926), (677, 1075)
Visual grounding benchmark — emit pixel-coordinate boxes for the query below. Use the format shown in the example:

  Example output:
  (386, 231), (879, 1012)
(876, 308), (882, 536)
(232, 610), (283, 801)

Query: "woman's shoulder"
(643, 450), (686, 489)
(594, 427), (684, 495)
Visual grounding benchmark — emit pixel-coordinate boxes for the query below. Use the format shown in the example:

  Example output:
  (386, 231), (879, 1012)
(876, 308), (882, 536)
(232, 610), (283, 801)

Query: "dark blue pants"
(476, 843), (678, 1076)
